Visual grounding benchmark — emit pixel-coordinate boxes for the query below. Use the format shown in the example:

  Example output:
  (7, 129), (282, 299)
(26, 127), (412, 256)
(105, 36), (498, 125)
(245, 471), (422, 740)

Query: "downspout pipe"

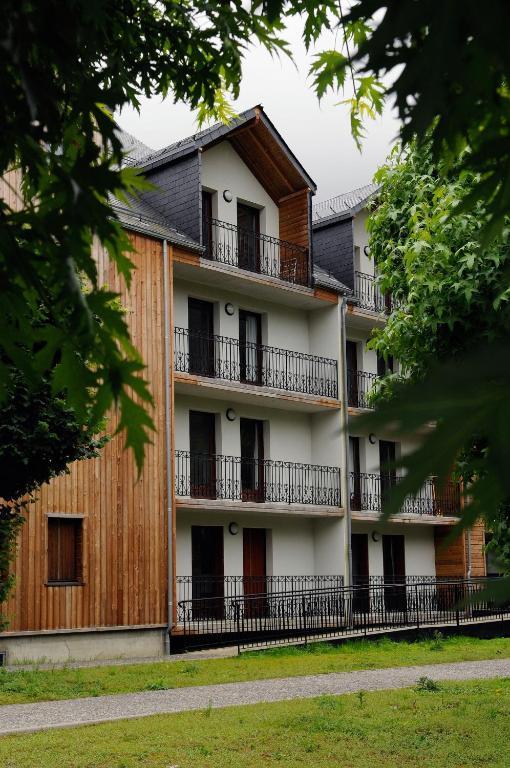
(162, 238), (173, 655)
(339, 295), (353, 591)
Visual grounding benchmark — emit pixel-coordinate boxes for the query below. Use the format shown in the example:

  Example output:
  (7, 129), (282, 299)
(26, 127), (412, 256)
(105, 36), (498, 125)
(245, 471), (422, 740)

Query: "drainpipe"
(339, 296), (353, 590)
(467, 528), (472, 580)
(162, 238), (173, 655)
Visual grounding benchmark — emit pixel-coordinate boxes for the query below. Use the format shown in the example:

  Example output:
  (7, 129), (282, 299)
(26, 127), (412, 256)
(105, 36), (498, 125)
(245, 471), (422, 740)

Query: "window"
(377, 351), (394, 377)
(47, 517), (83, 584)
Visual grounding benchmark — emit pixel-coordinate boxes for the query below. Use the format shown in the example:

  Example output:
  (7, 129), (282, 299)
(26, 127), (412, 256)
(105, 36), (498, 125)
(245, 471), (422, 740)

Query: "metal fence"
(354, 271), (391, 313)
(203, 217), (309, 287)
(175, 450), (341, 506)
(174, 327), (338, 398)
(350, 472), (461, 516)
(176, 575), (344, 607)
(174, 578), (508, 650)
(347, 369), (379, 408)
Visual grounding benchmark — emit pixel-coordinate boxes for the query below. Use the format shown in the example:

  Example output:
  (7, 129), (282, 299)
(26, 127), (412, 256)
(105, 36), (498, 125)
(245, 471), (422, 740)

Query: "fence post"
(415, 584), (419, 630)
(236, 599), (241, 636)
(455, 584), (461, 627)
(302, 593), (308, 645)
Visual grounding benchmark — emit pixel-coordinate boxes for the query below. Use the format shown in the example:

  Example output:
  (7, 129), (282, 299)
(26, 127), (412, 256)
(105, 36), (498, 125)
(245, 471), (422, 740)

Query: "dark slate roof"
(116, 129), (153, 164)
(130, 105), (316, 191)
(110, 194), (202, 251)
(313, 265), (352, 295)
(312, 183), (379, 226)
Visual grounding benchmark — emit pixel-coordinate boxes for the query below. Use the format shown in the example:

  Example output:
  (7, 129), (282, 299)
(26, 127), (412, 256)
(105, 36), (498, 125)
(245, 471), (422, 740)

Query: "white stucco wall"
(201, 141), (279, 238)
(351, 521), (436, 577)
(176, 511), (344, 577)
(175, 394), (324, 464)
(175, 278), (340, 358)
(353, 209), (373, 275)
(308, 302), (342, 362)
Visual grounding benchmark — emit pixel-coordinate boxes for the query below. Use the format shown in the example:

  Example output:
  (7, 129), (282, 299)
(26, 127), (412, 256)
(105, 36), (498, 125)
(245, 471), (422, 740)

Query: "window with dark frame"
(47, 517), (83, 584)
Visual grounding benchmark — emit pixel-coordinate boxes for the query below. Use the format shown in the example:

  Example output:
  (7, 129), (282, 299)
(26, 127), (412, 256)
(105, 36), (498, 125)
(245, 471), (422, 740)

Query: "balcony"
(175, 327), (338, 399)
(347, 369), (379, 409)
(175, 450), (341, 507)
(350, 472), (461, 517)
(354, 271), (392, 314)
(203, 217), (309, 287)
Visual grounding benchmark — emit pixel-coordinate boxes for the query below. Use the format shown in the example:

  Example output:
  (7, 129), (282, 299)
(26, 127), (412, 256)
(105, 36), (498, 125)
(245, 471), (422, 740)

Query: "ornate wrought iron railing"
(176, 575), (344, 606)
(349, 472), (461, 516)
(174, 578), (506, 648)
(354, 271), (392, 313)
(174, 327), (338, 398)
(202, 217), (309, 286)
(175, 450), (341, 506)
(347, 369), (379, 408)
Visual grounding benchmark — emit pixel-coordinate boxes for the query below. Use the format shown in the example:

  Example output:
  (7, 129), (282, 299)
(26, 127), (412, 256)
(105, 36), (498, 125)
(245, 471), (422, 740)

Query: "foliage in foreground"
(0, 679), (508, 767)
(363, 139), (510, 571)
(1, 635), (508, 705)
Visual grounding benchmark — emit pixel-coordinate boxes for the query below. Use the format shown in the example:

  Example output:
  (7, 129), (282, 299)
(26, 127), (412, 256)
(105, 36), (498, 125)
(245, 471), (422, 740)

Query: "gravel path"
(1, 658), (509, 736)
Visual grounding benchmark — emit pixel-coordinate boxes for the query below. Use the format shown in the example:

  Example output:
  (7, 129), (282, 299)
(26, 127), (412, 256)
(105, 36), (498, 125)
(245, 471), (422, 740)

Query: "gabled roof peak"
(312, 183), (379, 225)
(128, 105), (316, 197)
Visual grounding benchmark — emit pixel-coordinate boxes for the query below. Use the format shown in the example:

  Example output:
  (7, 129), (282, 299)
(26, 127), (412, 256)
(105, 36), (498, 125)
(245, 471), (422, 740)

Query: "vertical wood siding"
(278, 190), (309, 250)
(2, 233), (168, 632)
(434, 527), (466, 579)
(469, 520), (487, 577)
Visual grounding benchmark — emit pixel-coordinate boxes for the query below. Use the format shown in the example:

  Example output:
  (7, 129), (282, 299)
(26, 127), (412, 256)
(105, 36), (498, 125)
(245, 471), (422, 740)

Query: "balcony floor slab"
(176, 497), (345, 518)
(173, 257), (332, 310)
(174, 372), (341, 413)
(351, 510), (459, 526)
(346, 304), (387, 330)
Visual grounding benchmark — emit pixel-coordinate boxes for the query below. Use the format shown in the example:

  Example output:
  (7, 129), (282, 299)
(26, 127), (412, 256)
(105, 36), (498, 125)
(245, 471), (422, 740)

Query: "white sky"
(116, 19), (399, 204)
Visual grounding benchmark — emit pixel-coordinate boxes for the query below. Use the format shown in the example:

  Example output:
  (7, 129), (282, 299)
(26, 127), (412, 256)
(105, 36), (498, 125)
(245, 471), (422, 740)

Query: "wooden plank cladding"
(434, 527), (466, 579)
(470, 520), (487, 577)
(434, 523), (487, 579)
(278, 189), (310, 285)
(279, 189), (309, 250)
(2, 232), (168, 633)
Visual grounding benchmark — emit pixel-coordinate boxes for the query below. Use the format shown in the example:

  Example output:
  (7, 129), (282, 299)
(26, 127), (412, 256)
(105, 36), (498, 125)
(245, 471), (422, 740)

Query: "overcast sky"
(116, 19), (399, 204)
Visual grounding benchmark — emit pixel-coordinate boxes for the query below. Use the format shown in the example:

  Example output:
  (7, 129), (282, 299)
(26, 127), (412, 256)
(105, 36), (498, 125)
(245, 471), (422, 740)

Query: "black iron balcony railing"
(175, 578), (505, 648)
(349, 472), (461, 517)
(174, 327), (338, 398)
(347, 369), (379, 408)
(354, 271), (392, 313)
(176, 575), (344, 606)
(202, 217), (309, 287)
(175, 450), (341, 506)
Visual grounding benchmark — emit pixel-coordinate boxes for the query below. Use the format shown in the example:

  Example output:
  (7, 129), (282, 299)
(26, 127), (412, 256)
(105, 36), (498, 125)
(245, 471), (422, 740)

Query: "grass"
(0, 634), (509, 705)
(0, 678), (509, 767)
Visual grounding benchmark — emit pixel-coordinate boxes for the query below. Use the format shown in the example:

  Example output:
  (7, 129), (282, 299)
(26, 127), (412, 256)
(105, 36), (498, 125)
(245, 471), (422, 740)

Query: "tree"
(0, 370), (102, 626)
(368, 141), (510, 377)
(363, 139), (510, 572)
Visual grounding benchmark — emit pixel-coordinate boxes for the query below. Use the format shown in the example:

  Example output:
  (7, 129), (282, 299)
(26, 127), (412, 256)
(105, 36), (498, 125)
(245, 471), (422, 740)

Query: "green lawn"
(1, 678), (509, 767)
(0, 635), (509, 705)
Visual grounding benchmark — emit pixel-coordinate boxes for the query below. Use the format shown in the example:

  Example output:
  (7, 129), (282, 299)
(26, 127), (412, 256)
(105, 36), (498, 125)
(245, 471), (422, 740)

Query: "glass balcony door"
(240, 418), (265, 502)
(188, 298), (215, 377)
(237, 202), (260, 272)
(189, 410), (216, 499)
(239, 310), (262, 385)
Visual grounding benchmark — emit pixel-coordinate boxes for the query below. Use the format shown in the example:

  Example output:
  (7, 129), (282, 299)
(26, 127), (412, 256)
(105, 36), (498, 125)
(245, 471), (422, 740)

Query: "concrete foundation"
(0, 626), (167, 665)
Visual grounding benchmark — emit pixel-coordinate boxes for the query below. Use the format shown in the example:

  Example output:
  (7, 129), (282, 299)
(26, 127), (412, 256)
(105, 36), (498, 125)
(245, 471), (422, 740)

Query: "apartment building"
(0, 111), (488, 663)
(1, 107), (350, 662)
(313, 185), (486, 589)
